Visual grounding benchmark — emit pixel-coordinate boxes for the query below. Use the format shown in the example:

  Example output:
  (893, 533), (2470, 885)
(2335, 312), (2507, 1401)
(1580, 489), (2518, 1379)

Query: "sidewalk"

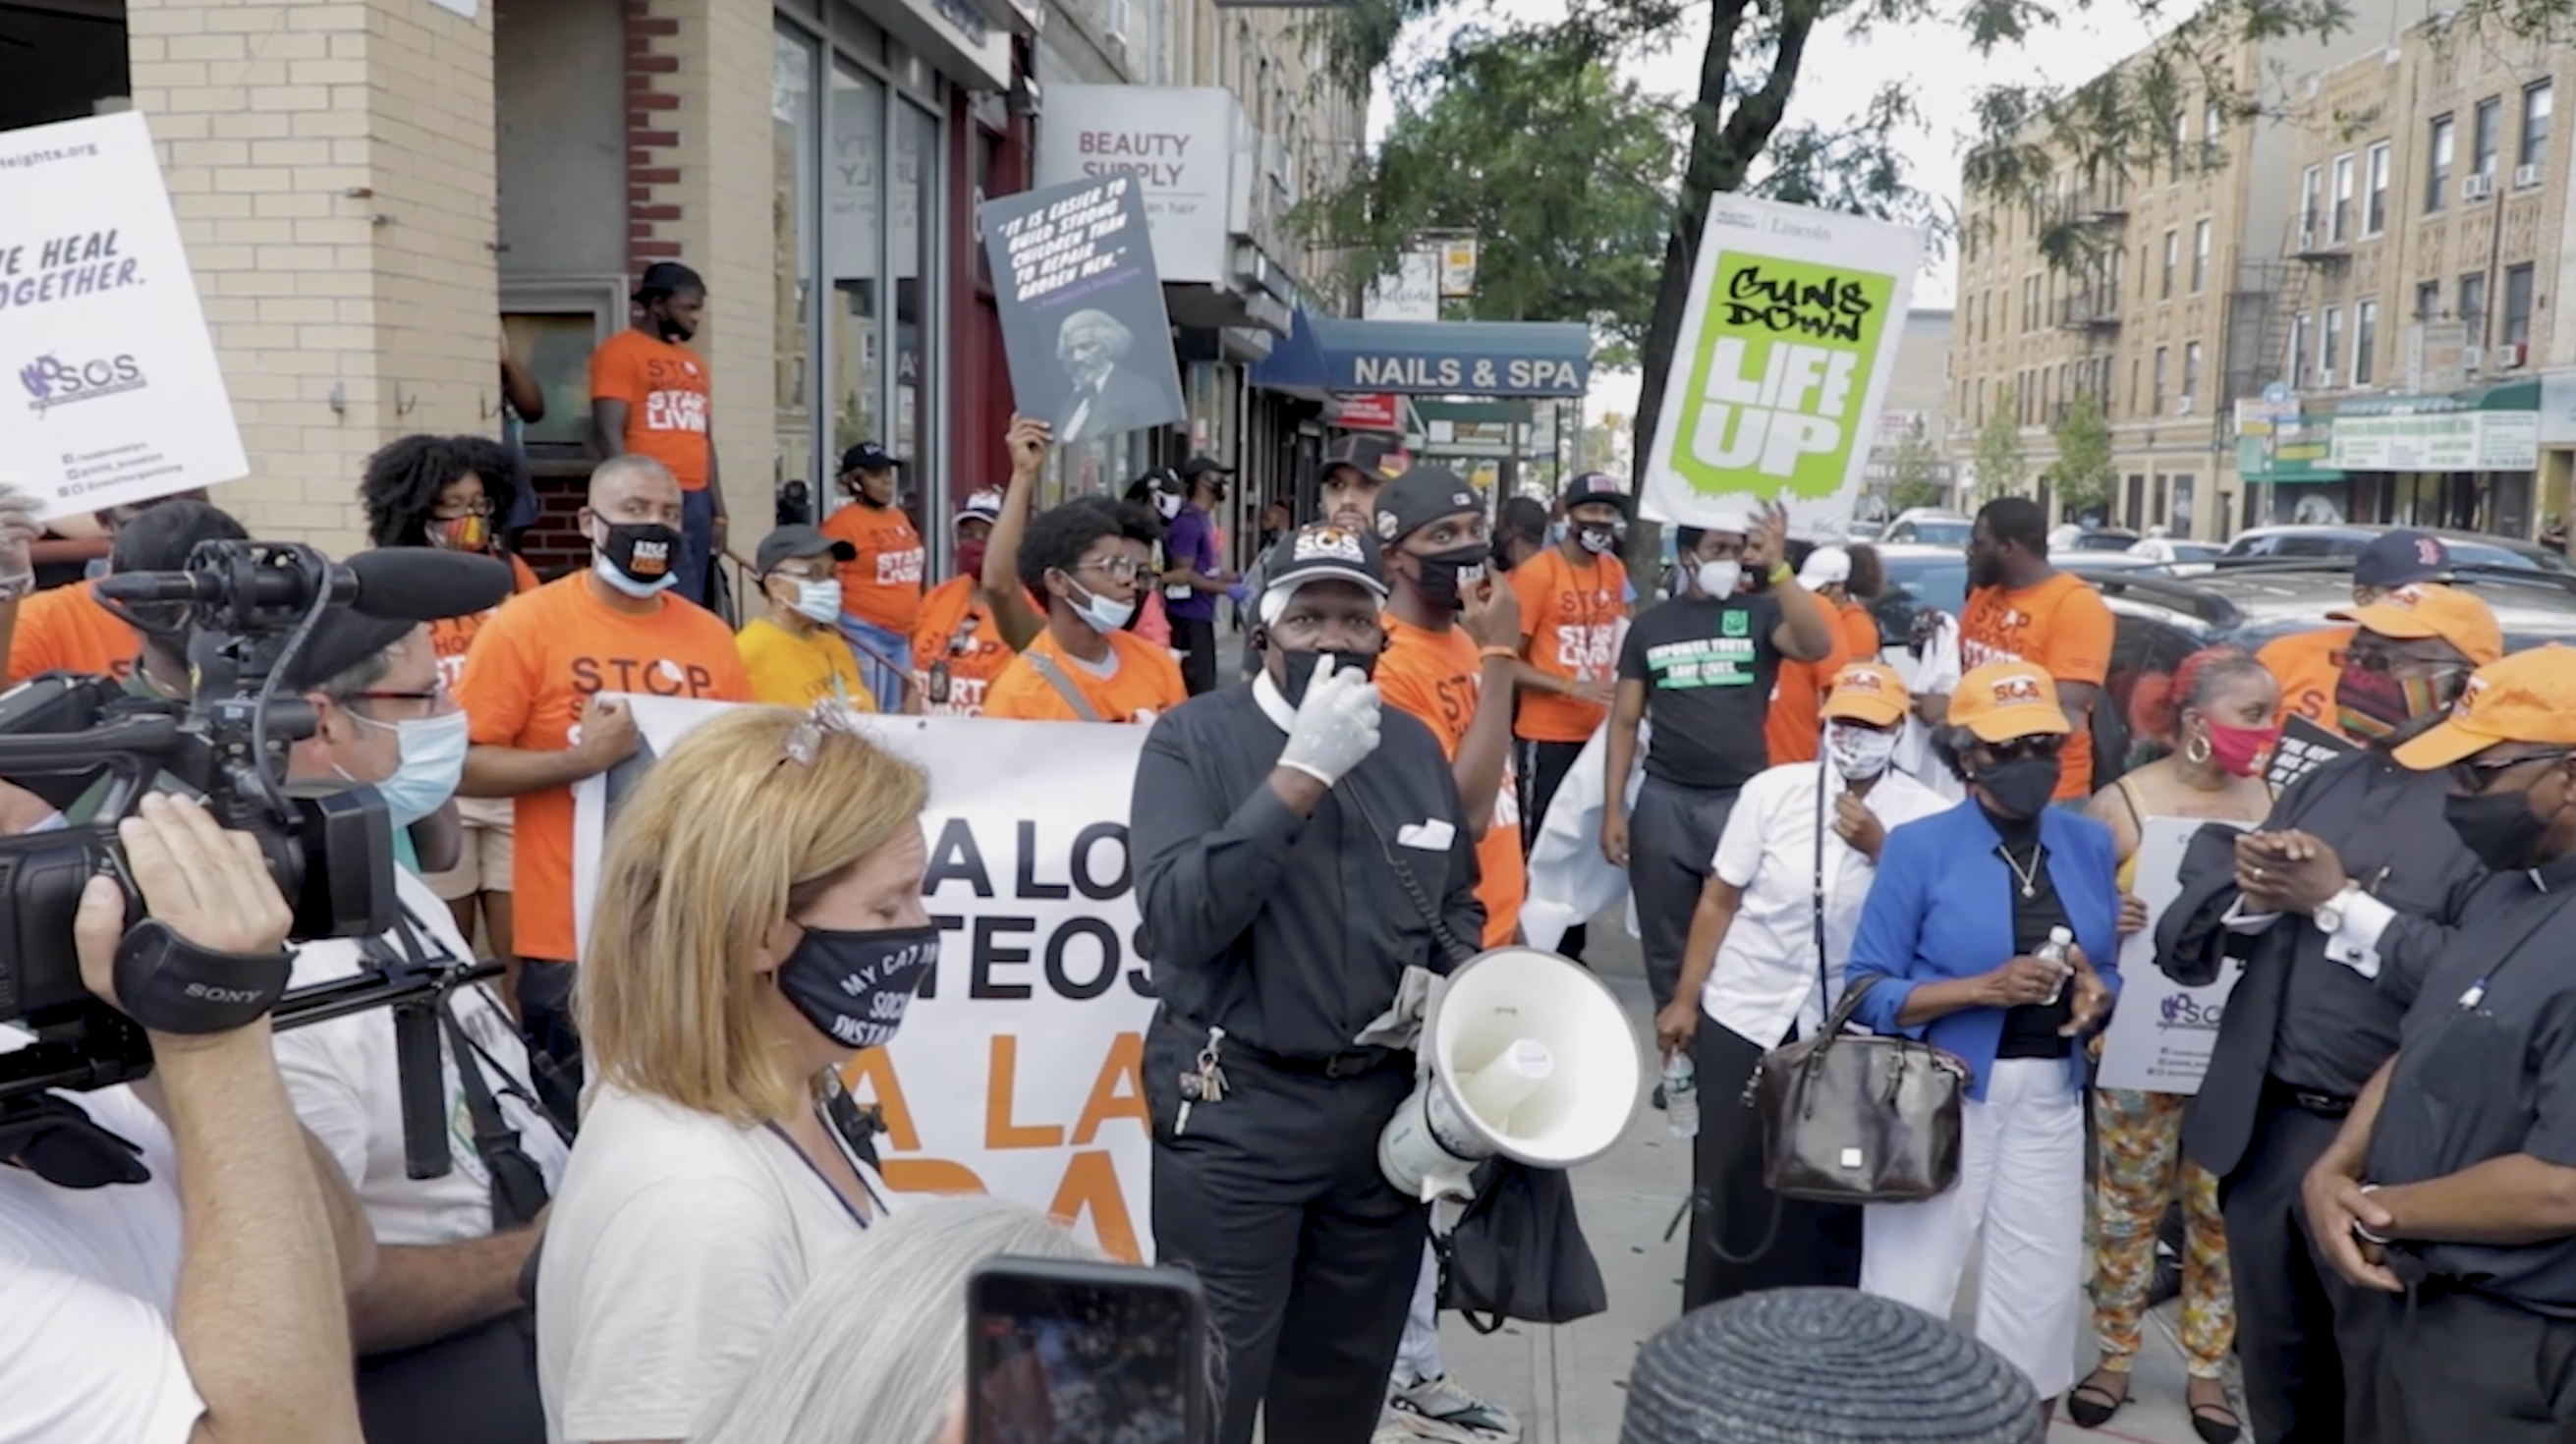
(1429, 923), (2230, 1444)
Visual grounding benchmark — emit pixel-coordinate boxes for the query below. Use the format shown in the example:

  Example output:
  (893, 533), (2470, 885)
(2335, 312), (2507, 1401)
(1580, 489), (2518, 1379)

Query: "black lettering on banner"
(971, 915), (1036, 999)
(920, 914), (965, 999)
(1069, 822), (1131, 900)
(1125, 922), (1158, 998)
(925, 817), (996, 897)
(1044, 916), (1123, 1000)
(1721, 265), (1875, 344)
(1016, 819), (1071, 900)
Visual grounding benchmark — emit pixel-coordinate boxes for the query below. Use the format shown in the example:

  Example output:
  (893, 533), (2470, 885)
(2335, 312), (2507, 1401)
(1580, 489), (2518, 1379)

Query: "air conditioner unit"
(2176, 395), (2196, 416)
(2463, 172), (2495, 200)
(1103, 0), (1129, 46)
(2464, 345), (2486, 371)
(2498, 342), (2529, 369)
(2296, 225), (2320, 251)
(2515, 163), (2544, 190)
(2314, 368), (2339, 390)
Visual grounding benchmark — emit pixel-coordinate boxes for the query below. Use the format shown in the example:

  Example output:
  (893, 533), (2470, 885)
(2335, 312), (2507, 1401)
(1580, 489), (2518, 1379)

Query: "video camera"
(0, 539), (513, 1172)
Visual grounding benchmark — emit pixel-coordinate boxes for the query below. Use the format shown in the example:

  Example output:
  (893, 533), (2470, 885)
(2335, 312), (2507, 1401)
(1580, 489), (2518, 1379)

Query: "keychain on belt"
(1174, 1025), (1229, 1136)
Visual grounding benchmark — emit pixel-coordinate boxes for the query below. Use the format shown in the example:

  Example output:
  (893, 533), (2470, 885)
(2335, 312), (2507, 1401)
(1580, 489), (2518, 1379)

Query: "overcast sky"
(1367, 0), (2169, 421)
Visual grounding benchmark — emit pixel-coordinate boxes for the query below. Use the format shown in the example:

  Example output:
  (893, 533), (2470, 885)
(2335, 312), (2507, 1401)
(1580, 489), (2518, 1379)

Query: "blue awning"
(1250, 309), (1593, 398)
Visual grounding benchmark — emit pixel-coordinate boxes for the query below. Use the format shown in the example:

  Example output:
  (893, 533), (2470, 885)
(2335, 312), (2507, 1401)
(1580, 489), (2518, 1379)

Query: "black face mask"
(1969, 550), (2006, 590)
(776, 922), (940, 1051)
(1277, 646), (1379, 707)
(652, 309), (694, 344)
(2444, 786), (2561, 872)
(1577, 523), (1621, 557)
(1411, 544), (1489, 612)
(1975, 754), (2061, 821)
(595, 521), (683, 590)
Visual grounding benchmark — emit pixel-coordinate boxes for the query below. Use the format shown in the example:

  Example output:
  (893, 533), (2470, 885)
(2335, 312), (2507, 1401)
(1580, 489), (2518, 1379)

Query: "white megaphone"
(1378, 946), (1645, 1203)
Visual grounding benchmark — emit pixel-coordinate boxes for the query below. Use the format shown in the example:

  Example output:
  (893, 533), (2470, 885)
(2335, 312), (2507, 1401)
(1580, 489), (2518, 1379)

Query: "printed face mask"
(2205, 720), (2280, 778)
(1577, 524), (1621, 556)
(1825, 722), (1898, 780)
(776, 922), (939, 1052)
(1412, 544), (1488, 612)
(1695, 559), (1743, 601)
(428, 514), (490, 552)
(1278, 647), (1379, 707)
(2335, 663), (2450, 743)
(593, 521), (682, 597)
(345, 708), (470, 827)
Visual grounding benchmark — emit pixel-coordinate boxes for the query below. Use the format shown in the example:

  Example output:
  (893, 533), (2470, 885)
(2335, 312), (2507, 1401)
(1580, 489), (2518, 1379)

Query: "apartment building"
(1948, 0), (2412, 539)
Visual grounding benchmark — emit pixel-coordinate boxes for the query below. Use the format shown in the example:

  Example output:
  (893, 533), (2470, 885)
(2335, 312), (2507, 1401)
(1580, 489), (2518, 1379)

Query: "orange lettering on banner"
(1048, 1150), (1143, 1263)
(1071, 1032), (1148, 1146)
(881, 1158), (989, 1194)
(840, 1049), (922, 1151)
(985, 1035), (1067, 1149)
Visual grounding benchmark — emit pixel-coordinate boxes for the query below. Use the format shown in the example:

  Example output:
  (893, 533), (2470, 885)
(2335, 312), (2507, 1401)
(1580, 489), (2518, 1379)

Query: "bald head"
(588, 455), (684, 530)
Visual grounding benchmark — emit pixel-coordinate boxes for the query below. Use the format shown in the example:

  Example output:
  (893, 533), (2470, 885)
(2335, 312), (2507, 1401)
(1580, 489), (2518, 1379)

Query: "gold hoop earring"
(2184, 731), (2212, 765)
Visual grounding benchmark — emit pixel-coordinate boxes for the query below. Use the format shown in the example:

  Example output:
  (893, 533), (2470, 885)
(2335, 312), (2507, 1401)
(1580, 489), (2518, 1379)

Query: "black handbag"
(1436, 1155), (1610, 1332)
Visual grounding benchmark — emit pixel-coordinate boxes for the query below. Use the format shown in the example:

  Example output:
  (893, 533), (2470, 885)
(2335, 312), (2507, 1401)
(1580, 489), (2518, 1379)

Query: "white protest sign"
(0, 111), (247, 522)
(2097, 816), (2249, 1094)
(1643, 195), (1922, 540)
(575, 699), (1158, 1261)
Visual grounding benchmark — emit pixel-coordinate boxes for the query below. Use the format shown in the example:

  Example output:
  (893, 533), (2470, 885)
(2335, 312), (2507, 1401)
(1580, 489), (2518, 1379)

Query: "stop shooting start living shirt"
(588, 330), (713, 491)
(1512, 547), (1627, 744)
(1376, 613), (1525, 947)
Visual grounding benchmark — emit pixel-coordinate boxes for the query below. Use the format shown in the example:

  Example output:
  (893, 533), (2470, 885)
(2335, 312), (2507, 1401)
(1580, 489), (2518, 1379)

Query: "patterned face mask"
(2335, 662), (2452, 743)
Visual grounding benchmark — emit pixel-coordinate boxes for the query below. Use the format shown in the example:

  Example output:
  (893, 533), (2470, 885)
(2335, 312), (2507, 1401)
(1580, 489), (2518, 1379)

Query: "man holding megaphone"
(1130, 523), (1485, 1444)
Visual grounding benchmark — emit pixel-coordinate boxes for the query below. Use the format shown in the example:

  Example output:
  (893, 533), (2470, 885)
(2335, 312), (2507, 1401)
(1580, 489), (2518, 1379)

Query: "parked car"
(2064, 528), (2142, 552)
(2221, 524), (2574, 575)
(1880, 509), (1974, 547)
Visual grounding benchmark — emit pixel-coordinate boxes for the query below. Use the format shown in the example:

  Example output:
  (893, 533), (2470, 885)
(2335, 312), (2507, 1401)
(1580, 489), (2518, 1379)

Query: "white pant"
(1394, 1242), (1442, 1385)
(1860, 1056), (2085, 1398)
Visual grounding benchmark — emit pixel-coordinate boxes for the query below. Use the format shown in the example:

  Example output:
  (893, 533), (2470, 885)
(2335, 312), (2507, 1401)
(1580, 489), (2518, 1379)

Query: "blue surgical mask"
(1066, 579), (1136, 635)
(787, 578), (842, 625)
(592, 550), (675, 599)
(347, 708), (471, 826)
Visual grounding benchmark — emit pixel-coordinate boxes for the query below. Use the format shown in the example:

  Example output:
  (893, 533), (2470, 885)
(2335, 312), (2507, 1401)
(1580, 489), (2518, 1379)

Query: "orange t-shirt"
(2259, 625), (2351, 735)
(1511, 547), (1627, 743)
(911, 577), (1028, 717)
(6, 582), (138, 684)
(981, 629), (1185, 724)
(1835, 598), (1882, 665)
(1764, 616), (1855, 766)
(820, 502), (926, 634)
(1959, 572), (2115, 801)
(426, 553), (542, 690)
(588, 329), (712, 490)
(453, 574), (751, 962)
(1377, 615), (1525, 948)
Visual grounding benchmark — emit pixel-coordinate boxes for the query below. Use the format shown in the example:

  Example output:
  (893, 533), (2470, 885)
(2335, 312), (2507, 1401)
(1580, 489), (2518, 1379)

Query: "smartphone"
(967, 1256), (1207, 1444)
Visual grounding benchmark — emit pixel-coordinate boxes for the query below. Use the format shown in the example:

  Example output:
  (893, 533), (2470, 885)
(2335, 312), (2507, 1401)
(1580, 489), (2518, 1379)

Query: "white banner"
(573, 697), (1158, 1260)
(1643, 195), (1922, 541)
(2097, 817), (2248, 1094)
(0, 112), (248, 522)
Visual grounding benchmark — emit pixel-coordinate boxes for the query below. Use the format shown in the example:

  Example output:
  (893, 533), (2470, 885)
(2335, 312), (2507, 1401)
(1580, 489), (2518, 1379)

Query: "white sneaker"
(1385, 1374), (1522, 1443)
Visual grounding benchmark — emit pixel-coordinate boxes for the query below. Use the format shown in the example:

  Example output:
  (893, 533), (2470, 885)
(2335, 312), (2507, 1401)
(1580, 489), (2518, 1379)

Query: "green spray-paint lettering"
(1666, 253), (1896, 502)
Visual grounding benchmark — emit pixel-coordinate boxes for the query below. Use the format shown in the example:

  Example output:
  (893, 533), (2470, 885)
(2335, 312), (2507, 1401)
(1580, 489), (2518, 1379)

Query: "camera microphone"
(97, 548), (516, 624)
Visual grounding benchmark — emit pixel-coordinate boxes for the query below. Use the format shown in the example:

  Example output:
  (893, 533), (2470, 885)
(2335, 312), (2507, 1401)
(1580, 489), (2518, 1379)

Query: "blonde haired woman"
(536, 704), (937, 1444)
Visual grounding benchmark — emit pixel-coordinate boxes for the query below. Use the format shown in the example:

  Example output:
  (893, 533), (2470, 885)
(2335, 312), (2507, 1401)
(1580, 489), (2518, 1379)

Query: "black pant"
(1628, 776), (1739, 1015)
(1146, 1016), (1425, 1444)
(1683, 1011), (1861, 1308)
(1516, 737), (1589, 960)
(2380, 1287), (2576, 1444)
(515, 959), (585, 1122)
(2221, 1086), (2388, 1444)
(357, 1313), (544, 1444)
(1173, 615), (1219, 696)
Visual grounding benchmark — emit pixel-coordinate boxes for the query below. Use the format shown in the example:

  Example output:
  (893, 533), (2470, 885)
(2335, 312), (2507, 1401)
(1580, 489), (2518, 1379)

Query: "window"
(2331, 153), (2356, 240)
(2183, 341), (2202, 403)
(2024, 275), (2041, 332)
(2129, 358), (2141, 414)
(2427, 114), (2455, 211)
(2505, 262), (2535, 347)
(2161, 229), (2177, 299)
(2323, 305), (2343, 383)
(2366, 141), (2390, 234)
(2461, 271), (2488, 332)
(2417, 279), (2442, 320)
(2192, 219), (2211, 292)
(2170, 106), (2188, 182)
(2474, 96), (2502, 177)
(2290, 311), (2311, 386)
(2525, 81), (2554, 168)
(2205, 96), (2223, 156)
(2300, 164), (2325, 238)
(2154, 346), (2169, 412)
(2356, 299), (2379, 385)
(2139, 243), (2152, 300)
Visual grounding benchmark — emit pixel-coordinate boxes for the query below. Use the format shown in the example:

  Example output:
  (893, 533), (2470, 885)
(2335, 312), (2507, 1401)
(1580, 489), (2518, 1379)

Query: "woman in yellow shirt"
(737, 526), (880, 711)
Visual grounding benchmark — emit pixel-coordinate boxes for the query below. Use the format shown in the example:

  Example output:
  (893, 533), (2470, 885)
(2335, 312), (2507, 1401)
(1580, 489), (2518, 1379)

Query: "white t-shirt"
(536, 1084), (886, 1444)
(0, 1083), (203, 1444)
(273, 869), (572, 1246)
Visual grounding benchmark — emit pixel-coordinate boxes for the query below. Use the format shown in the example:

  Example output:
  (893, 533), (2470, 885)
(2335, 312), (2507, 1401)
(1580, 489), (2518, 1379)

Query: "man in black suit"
(1051, 308), (1171, 442)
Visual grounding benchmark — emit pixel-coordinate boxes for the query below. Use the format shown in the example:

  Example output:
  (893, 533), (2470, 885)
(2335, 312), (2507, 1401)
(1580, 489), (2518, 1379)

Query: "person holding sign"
(2070, 647), (2278, 1441)
(1925, 497), (2114, 805)
(2155, 583), (2500, 1444)
(979, 492), (1185, 725)
(1130, 523), (1482, 1444)
(2257, 529), (2449, 737)
(2300, 646), (2576, 1442)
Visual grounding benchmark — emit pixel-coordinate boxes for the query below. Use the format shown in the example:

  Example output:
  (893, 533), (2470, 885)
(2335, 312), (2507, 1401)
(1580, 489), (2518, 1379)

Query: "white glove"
(0, 484), (38, 595)
(1278, 656), (1382, 786)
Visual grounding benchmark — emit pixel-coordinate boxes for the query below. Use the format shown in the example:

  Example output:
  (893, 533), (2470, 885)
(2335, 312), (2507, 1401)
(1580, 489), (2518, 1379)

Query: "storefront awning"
(2331, 380), (2541, 472)
(1250, 309), (1592, 399)
(2334, 378), (2543, 417)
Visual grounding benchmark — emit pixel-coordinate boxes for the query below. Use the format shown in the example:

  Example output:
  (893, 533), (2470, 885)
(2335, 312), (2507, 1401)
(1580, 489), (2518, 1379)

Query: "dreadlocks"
(360, 433), (521, 548)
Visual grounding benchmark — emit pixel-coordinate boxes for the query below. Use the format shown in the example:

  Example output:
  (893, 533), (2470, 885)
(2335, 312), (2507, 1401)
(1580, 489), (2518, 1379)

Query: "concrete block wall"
(124, 0), (500, 558)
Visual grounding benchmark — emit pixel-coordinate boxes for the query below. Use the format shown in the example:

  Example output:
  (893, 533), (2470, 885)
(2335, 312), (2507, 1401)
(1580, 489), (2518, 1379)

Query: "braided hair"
(360, 433), (521, 548)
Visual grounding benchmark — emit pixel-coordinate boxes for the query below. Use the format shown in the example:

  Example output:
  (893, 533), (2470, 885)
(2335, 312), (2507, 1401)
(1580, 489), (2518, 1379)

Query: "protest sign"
(574, 699), (1159, 1261)
(0, 112), (247, 522)
(2098, 816), (2249, 1094)
(980, 175), (1185, 446)
(2265, 714), (2353, 794)
(1642, 196), (1922, 540)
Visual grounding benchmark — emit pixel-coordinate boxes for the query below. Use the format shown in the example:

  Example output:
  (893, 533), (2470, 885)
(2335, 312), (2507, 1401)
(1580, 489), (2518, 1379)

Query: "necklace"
(1998, 841), (2044, 899)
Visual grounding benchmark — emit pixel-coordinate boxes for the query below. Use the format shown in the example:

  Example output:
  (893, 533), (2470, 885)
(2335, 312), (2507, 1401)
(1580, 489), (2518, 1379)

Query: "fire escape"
(2052, 180), (2128, 415)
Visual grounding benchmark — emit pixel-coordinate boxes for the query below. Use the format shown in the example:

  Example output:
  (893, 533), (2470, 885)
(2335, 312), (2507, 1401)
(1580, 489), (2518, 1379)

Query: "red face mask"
(954, 538), (987, 582)
(2205, 720), (2280, 778)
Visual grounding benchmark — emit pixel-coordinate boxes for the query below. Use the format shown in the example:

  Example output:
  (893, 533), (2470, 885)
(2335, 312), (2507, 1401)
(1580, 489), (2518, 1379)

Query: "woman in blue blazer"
(1845, 660), (2121, 1411)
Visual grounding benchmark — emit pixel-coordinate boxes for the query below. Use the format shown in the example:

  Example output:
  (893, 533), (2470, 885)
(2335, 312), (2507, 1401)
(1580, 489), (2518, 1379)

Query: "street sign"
(1437, 238), (1479, 299)
(1331, 392), (1402, 431)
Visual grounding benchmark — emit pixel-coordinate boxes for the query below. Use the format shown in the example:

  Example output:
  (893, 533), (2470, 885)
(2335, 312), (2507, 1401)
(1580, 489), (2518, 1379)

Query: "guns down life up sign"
(1643, 196), (1923, 539)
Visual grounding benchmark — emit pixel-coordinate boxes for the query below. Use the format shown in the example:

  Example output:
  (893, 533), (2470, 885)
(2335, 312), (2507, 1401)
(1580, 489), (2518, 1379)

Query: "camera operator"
(0, 794), (374, 1444)
(267, 607), (569, 1444)
(91, 498), (252, 702)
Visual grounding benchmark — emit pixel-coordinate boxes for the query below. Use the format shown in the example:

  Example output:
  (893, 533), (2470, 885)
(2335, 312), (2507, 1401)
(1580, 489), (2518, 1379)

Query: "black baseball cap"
(756, 524), (856, 577)
(633, 260), (705, 302)
(1261, 522), (1388, 603)
(2355, 529), (2450, 589)
(1564, 471), (1633, 514)
(839, 442), (900, 475)
(1373, 467), (1484, 546)
(1322, 433), (1406, 479)
(1181, 455), (1235, 480)
(284, 606), (422, 694)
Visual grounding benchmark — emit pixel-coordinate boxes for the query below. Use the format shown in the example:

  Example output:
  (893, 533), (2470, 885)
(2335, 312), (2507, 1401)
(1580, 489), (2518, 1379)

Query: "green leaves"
(1975, 386), (2032, 503)
(2050, 389), (2119, 516)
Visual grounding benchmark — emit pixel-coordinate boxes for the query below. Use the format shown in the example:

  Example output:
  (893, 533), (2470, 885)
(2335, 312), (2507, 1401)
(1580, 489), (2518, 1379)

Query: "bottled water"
(2038, 925), (2075, 1007)
(1663, 1053), (1700, 1139)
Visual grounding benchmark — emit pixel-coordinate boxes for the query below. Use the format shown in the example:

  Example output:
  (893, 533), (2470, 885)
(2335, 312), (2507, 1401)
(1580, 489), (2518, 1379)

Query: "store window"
(897, 98), (941, 539)
(774, 28), (821, 517)
(827, 63), (886, 489)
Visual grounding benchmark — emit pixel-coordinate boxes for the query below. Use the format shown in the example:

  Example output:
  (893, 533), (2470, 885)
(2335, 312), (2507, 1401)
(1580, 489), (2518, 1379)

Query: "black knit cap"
(1619, 1290), (2043, 1444)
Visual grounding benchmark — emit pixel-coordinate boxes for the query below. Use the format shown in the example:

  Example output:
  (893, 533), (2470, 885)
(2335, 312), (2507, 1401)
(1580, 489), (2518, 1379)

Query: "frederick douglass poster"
(1643, 196), (1922, 539)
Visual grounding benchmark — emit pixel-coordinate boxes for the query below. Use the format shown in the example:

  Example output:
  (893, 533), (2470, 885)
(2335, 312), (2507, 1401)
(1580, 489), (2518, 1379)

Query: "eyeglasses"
(2331, 647), (2459, 677)
(428, 498), (495, 521)
(2450, 749), (2575, 795)
(342, 684), (459, 722)
(1979, 735), (2064, 763)
(1073, 558), (1145, 583)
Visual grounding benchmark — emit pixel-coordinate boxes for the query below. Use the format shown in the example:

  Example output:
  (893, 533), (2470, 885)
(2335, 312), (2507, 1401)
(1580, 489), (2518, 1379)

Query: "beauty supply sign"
(1644, 195), (1922, 539)
(1035, 85), (1246, 287)
(0, 111), (247, 522)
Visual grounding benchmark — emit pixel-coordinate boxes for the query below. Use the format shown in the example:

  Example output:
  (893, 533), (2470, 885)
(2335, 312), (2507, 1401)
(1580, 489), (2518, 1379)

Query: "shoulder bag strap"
(1024, 649), (1107, 723)
(1812, 756), (1831, 1033)
(369, 913), (554, 1230)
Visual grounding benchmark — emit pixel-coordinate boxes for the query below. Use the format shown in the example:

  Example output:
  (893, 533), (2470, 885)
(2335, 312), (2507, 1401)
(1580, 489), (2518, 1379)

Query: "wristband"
(1769, 563), (1794, 585)
(111, 917), (293, 1034)
(1479, 646), (1517, 663)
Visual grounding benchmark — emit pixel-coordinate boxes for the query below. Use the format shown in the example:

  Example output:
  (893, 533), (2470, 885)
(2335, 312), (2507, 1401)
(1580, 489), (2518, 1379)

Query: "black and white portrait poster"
(979, 175), (1186, 445)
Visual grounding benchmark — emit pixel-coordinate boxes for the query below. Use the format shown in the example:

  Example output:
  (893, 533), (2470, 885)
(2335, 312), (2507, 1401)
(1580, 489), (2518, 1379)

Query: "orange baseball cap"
(2329, 583), (2504, 667)
(2392, 644), (2576, 770)
(1947, 660), (2070, 743)
(1822, 661), (1910, 728)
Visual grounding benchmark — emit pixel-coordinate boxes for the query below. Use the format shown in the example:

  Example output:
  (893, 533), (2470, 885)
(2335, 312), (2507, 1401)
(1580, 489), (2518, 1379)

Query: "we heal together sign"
(1644, 196), (1923, 537)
